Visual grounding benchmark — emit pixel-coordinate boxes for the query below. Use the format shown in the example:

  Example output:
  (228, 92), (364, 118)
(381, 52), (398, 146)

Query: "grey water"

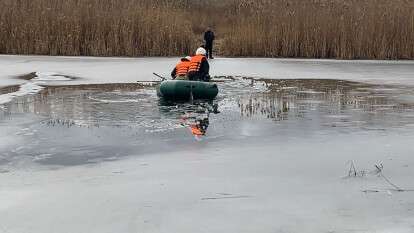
(1, 78), (414, 168)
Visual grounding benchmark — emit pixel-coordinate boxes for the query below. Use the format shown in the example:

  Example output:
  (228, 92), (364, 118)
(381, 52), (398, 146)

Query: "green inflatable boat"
(157, 80), (218, 100)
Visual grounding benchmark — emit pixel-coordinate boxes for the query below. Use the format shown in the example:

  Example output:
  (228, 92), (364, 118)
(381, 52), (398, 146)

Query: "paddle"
(153, 72), (167, 81)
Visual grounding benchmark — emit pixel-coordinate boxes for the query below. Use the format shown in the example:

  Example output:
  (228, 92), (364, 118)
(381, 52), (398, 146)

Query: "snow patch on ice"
(0, 71), (76, 105)
(32, 71), (72, 81)
(33, 76), (70, 81)
(0, 82), (44, 105)
(35, 71), (60, 76)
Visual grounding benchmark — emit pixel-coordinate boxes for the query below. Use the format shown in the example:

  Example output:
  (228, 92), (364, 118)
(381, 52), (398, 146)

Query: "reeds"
(0, 0), (195, 56)
(0, 0), (413, 59)
(222, 0), (414, 59)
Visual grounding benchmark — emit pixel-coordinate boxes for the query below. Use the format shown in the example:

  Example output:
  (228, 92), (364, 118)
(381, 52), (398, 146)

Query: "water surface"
(1, 78), (414, 168)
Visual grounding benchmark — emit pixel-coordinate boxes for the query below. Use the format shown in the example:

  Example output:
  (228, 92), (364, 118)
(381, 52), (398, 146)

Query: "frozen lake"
(1, 56), (414, 233)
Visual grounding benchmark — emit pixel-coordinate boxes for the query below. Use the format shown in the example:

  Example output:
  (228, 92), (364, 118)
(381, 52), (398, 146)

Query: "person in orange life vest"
(187, 47), (210, 82)
(171, 56), (192, 80)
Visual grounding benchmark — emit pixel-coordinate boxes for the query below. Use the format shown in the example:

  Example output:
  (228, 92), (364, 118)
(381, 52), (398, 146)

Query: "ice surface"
(0, 55), (414, 86)
(1, 133), (414, 233)
(1, 55), (414, 233)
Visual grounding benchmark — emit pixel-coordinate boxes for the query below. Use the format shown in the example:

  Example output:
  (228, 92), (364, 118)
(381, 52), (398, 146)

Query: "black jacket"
(204, 30), (215, 45)
(171, 67), (177, 79)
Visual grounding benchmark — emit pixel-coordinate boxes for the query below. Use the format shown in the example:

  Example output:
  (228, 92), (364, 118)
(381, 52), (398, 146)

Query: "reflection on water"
(159, 99), (218, 139)
(0, 85), (20, 95)
(181, 112), (211, 140)
(1, 78), (414, 167)
(233, 79), (414, 128)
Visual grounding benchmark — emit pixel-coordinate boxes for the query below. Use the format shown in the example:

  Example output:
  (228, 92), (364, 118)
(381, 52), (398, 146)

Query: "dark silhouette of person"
(204, 27), (215, 59)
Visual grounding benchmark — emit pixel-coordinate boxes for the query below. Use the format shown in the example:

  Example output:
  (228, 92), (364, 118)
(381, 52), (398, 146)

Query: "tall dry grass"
(222, 0), (414, 59)
(0, 0), (195, 56)
(0, 0), (413, 59)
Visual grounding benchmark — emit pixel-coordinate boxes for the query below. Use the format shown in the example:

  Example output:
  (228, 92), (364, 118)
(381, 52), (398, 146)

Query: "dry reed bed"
(0, 0), (194, 56)
(0, 0), (413, 59)
(223, 0), (414, 59)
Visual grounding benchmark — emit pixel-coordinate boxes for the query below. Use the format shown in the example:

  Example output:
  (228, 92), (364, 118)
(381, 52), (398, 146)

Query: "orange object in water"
(190, 124), (205, 136)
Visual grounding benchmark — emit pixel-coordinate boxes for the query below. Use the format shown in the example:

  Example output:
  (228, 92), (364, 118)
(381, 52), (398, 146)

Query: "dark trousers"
(205, 43), (213, 58)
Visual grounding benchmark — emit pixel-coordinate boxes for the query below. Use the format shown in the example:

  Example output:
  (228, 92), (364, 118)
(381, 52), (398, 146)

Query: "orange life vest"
(188, 55), (206, 73)
(176, 61), (191, 76)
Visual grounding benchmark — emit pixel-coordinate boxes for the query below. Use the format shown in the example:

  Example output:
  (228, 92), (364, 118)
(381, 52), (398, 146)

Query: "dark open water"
(1, 77), (414, 167)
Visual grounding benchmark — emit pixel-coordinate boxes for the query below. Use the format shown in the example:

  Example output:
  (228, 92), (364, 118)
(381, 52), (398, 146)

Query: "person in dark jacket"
(188, 47), (210, 82)
(203, 28), (215, 59)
